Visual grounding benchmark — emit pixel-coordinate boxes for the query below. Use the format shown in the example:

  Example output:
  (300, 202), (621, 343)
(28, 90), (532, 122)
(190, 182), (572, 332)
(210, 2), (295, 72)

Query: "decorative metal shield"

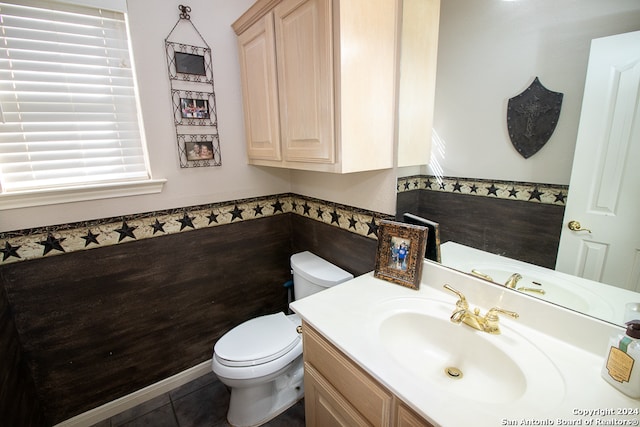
(507, 77), (563, 159)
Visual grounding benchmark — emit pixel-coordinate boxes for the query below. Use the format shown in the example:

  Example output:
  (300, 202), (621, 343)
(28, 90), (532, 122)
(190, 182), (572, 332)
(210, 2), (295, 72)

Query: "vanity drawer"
(302, 322), (393, 427)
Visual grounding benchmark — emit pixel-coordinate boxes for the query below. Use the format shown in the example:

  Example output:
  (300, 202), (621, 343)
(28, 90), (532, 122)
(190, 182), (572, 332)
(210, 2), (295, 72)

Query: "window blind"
(0, 0), (149, 193)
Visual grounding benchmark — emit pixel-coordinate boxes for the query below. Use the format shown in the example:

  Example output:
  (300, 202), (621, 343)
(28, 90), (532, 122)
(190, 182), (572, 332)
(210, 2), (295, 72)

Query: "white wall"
(0, 0), (403, 232)
(8, 0), (632, 231)
(0, 0), (292, 232)
(430, 0), (640, 185)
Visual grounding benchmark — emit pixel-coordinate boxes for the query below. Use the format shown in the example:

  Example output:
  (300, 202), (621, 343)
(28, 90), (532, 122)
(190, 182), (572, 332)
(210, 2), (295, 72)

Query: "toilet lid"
(214, 312), (300, 367)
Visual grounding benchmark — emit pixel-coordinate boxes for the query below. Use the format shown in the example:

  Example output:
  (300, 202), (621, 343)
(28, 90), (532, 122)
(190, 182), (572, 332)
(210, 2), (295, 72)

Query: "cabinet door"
(303, 324), (392, 426)
(274, 0), (334, 163)
(237, 12), (281, 161)
(305, 363), (371, 427)
(395, 401), (434, 427)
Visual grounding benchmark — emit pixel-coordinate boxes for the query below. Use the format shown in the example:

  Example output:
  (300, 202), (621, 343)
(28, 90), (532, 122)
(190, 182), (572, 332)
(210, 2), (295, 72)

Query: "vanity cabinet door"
(302, 322), (436, 427)
(395, 401), (435, 427)
(236, 11), (282, 161)
(303, 324), (393, 426)
(304, 362), (371, 427)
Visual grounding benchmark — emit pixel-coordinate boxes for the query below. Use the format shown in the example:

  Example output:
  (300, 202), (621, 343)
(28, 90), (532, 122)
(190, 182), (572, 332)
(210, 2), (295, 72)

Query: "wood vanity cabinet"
(302, 322), (434, 427)
(232, 0), (439, 172)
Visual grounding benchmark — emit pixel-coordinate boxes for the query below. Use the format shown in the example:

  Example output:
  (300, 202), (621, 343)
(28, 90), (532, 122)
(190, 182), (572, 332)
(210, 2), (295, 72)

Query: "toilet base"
(224, 357), (304, 427)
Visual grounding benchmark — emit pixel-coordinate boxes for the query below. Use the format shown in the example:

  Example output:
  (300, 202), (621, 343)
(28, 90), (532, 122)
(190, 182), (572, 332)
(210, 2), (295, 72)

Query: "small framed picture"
(177, 134), (221, 168)
(186, 140), (215, 161)
(374, 220), (428, 290)
(180, 98), (210, 119)
(172, 90), (216, 126)
(174, 52), (206, 76)
(165, 42), (213, 83)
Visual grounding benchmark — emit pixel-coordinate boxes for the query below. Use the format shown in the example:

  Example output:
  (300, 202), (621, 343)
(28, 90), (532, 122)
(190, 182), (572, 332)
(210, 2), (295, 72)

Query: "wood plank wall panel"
(0, 288), (46, 426)
(396, 190), (564, 269)
(290, 215), (378, 277)
(0, 215), (293, 424)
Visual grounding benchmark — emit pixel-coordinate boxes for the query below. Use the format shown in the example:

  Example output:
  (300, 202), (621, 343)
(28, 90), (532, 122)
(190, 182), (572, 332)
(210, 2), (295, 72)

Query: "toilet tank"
(290, 251), (353, 300)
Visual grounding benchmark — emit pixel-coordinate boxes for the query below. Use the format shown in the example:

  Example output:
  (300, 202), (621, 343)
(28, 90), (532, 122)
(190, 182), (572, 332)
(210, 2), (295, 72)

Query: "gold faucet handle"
(484, 307), (519, 334)
(485, 307), (519, 322)
(443, 284), (469, 310)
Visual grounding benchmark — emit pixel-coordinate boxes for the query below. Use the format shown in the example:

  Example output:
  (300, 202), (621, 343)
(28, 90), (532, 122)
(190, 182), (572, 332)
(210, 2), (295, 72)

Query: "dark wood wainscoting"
(290, 214), (378, 278)
(397, 190), (565, 269)
(0, 212), (380, 425)
(0, 287), (46, 426)
(1, 215), (293, 424)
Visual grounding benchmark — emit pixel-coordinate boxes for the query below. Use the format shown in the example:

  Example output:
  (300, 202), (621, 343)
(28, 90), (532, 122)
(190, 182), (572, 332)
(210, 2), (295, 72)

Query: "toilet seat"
(214, 312), (300, 367)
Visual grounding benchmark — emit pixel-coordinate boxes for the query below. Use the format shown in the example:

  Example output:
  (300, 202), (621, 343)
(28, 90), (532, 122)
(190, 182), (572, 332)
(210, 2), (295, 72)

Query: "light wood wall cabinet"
(232, 0), (439, 173)
(302, 322), (434, 427)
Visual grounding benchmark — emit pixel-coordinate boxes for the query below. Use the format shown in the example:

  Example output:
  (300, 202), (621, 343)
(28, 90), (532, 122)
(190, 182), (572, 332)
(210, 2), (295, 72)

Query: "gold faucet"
(443, 284), (519, 334)
(470, 269), (494, 281)
(504, 273), (522, 289)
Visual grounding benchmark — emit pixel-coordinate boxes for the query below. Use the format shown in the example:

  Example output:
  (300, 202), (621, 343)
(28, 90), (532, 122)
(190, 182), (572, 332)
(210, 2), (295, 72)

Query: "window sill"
(0, 179), (167, 210)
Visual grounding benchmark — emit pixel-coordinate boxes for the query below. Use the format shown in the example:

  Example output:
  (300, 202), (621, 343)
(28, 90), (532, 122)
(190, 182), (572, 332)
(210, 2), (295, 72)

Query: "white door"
(555, 31), (640, 292)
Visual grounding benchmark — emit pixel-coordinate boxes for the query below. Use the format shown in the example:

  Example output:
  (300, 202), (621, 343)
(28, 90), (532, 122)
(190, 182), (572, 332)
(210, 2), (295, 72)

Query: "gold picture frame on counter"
(374, 220), (428, 290)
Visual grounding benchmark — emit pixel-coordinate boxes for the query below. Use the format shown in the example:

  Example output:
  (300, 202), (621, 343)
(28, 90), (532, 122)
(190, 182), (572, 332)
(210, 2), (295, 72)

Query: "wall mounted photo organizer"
(165, 5), (221, 168)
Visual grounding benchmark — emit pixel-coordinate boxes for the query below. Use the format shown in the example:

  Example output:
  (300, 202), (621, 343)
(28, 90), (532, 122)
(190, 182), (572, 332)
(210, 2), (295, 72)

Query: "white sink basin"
(371, 297), (565, 412)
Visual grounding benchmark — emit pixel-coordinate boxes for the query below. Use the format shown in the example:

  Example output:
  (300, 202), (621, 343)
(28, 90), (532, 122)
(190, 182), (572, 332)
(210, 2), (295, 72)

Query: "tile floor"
(90, 372), (305, 427)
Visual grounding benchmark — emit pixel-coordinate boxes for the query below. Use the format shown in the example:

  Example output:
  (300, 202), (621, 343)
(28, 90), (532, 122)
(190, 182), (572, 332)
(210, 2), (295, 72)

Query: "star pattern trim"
(397, 175), (568, 206)
(230, 205), (244, 221)
(40, 234), (66, 255)
(0, 195), (394, 264)
(151, 219), (166, 234)
(177, 213), (195, 230)
(1, 242), (21, 261)
(81, 230), (100, 247)
(114, 222), (137, 242)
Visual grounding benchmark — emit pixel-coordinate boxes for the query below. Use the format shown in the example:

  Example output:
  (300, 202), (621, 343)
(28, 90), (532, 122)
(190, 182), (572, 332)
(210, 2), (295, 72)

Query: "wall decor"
(374, 220), (428, 290)
(165, 5), (221, 168)
(172, 90), (216, 125)
(507, 77), (563, 159)
(177, 134), (221, 166)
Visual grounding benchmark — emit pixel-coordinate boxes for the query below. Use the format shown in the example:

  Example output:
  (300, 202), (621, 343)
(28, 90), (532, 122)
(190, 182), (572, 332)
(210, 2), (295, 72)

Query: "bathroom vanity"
(290, 260), (640, 426)
(303, 322), (431, 426)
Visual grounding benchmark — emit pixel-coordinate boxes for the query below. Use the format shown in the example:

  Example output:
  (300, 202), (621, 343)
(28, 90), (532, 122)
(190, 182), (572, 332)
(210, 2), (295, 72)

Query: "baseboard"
(54, 359), (213, 427)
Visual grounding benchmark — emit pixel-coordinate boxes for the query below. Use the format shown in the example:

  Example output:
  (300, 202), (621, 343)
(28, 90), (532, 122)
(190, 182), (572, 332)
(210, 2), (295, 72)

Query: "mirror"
(397, 0), (640, 326)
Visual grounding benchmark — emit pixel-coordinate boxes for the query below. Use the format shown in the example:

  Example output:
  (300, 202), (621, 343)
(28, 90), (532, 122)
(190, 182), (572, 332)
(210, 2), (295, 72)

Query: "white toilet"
(211, 251), (353, 427)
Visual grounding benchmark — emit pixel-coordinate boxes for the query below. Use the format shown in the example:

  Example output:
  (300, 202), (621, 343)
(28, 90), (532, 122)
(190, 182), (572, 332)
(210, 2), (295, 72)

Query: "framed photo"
(165, 41), (213, 83)
(174, 52), (206, 76)
(186, 140), (215, 161)
(177, 134), (221, 168)
(180, 97), (210, 119)
(172, 90), (216, 126)
(374, 220), (428, 290)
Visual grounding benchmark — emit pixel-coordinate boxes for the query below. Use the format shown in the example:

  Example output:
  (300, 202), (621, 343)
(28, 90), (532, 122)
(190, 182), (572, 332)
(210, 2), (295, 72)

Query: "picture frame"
(174, 52), (206, 76)
(165, 41), (213, 83)
(177, 134), (221, 168)
(374, 220), (428, 290)
(172, 90), (216, 126)
(180, 97), (210, 119)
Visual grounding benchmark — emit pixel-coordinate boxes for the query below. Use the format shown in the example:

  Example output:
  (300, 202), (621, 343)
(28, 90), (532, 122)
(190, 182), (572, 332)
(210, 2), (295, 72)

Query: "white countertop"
(290, 261), (640, 426)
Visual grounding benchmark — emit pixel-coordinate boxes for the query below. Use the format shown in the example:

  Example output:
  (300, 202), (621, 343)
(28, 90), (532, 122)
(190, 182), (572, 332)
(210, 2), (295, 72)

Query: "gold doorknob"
(568, 220), (591, 233)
